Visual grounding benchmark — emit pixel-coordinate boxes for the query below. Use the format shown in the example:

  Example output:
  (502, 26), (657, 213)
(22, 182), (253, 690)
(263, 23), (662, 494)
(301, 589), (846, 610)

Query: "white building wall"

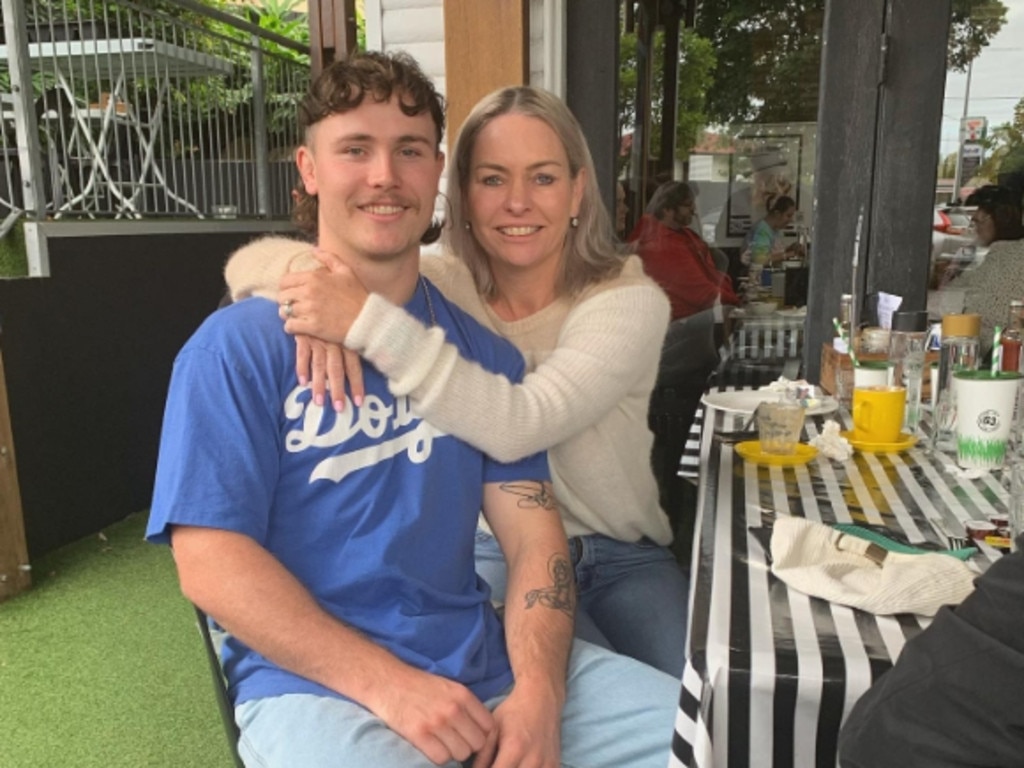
(364, 0), (446, 95)
(365, 0), (564, 102)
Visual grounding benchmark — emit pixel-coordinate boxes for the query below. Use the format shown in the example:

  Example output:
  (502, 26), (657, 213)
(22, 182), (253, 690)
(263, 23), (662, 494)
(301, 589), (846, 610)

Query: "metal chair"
(193, 605), (245, 768)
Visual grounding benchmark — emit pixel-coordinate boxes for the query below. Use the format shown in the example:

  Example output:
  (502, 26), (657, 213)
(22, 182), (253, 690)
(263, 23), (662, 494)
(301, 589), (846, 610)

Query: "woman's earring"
(464, 221), (472, 231)
(570, 216), (579, 228)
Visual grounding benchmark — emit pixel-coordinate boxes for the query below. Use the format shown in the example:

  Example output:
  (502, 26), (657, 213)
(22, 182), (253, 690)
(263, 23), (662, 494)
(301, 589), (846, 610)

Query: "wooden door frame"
(442, 0), (529, 156)
(0, 345), (31, 601)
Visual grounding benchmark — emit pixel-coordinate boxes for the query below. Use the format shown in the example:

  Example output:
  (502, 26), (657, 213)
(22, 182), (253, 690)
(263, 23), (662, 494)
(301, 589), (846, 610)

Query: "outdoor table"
(670, 407), (1005, 768)
(0, 37), (233, 217)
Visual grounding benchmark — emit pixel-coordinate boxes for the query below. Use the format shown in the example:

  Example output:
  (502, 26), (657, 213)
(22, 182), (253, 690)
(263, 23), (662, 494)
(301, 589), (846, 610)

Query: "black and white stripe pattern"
(732, 316), (806, 360)
(671, 408), (1004, 768)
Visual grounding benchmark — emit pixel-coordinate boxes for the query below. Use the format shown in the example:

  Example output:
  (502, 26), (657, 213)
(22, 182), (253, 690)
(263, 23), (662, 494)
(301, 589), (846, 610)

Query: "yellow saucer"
(735, 441), (818, 466)
(840, 430), (918, 453)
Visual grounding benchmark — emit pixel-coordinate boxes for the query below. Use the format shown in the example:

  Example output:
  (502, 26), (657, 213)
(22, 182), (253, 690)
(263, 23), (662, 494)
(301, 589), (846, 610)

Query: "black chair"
(648, 308), (721, 562)
(193, 605), (245, 768)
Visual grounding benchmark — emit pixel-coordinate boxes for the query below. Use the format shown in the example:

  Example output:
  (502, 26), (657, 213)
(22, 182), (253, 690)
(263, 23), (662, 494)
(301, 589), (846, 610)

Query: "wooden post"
(0, 346), (31, 601)
(309, 0), (358, 79)
(442, 0), (529, 154)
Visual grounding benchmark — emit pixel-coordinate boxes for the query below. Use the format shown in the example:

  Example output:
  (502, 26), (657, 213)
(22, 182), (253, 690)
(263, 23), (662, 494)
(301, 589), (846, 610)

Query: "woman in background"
(743, 193), (800, 266)
(950, 185), (1024, 351)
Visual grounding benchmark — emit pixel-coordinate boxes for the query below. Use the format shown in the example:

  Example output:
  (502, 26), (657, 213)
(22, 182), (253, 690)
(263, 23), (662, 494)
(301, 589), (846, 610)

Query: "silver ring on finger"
(282, 299), (294, 319)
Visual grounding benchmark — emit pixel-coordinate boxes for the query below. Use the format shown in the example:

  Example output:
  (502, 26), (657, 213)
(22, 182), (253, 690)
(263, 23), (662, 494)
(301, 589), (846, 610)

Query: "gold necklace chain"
(419, 274), (437, 327)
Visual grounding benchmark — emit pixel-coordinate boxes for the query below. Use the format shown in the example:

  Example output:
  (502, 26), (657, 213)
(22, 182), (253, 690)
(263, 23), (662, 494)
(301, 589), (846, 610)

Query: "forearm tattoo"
(524, 554), (576, 617)
(499, 481), (559, 512)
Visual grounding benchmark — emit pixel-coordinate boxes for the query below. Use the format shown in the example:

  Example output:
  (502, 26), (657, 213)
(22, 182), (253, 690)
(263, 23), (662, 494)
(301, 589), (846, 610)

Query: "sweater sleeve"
(347, 283), (670, 463)
(223, 236), (321, 302)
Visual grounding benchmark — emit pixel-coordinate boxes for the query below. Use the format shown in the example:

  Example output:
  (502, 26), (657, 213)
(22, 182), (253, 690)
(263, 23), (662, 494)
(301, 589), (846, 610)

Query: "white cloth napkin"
(769, 516), (976, 616)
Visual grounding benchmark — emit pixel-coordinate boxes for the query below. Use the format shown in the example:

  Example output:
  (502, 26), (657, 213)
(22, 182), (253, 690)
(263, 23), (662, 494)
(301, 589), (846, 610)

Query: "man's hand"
(473, 686), (562, 768)
(370, 666), (496, 765)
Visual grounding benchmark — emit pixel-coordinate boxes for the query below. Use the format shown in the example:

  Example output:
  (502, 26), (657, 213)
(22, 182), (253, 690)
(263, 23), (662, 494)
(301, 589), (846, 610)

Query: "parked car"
(932, 205), (975, 261)
(930, 205), (984, 289)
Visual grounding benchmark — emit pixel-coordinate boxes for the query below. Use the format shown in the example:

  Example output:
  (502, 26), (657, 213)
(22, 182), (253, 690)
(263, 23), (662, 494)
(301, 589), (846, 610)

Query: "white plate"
(775, 308), (807, 318)
(701, 390), (839, 416)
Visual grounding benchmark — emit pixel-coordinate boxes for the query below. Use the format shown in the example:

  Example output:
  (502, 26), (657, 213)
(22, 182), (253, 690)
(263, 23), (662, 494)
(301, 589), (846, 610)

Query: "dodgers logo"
(282, 387), (447, 483)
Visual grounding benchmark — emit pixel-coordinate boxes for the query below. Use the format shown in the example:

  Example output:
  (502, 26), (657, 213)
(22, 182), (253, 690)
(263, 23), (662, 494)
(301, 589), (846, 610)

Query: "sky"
(940, 0), (1024, 160)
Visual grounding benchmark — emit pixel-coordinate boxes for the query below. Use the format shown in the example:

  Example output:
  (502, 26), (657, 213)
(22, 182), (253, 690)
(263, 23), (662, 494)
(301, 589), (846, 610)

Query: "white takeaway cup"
(953, 370), (1022, 470)
(853, 362), (889, 389)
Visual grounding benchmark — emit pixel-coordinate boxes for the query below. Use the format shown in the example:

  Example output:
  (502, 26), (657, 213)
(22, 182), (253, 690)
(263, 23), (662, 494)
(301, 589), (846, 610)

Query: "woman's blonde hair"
(443, 86), (629, 298)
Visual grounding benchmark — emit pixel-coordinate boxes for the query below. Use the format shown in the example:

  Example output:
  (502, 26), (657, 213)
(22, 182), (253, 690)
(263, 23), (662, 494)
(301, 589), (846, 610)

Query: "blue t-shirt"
(146, 278), (550, 706)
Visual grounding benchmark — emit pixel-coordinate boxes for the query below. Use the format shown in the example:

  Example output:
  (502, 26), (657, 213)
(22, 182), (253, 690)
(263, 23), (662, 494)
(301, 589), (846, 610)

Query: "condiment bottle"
(888, 309), (929, 435)
(1000, 300), (1024, 373)
(839, 293), (853, 342)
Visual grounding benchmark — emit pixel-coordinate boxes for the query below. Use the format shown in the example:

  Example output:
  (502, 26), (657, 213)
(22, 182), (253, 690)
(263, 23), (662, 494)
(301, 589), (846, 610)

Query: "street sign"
(958, 141), (985, 186)
(960, 116), (988, 142)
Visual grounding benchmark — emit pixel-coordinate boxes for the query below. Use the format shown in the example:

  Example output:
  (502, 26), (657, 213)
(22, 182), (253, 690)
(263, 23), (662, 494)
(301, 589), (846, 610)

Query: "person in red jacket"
(629, 180), (740, 320)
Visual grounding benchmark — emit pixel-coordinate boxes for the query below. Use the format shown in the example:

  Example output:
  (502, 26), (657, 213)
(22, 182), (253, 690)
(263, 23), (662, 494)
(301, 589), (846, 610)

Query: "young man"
(147, 52), (678, 768)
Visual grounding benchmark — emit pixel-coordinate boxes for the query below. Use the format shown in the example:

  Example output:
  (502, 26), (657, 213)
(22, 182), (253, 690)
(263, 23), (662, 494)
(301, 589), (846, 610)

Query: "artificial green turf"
(0, 220), (28, 277)
(0, 512), (233, 767)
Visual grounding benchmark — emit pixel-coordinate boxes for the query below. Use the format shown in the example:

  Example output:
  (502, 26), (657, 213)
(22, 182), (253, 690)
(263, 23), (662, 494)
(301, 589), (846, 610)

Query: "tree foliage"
(692, 0), (1007, 126)
(619, 21), (716, 163)
(977, 99), (1024, 180)
(948, 0), (1008, 71)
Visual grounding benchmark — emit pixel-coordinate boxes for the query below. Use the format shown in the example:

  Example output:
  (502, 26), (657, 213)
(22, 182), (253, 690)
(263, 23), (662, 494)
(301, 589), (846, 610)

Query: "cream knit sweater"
(225, 237), (673, 545)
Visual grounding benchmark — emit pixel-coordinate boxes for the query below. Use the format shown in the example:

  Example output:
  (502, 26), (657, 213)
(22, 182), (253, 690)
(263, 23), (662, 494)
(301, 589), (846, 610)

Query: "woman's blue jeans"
(476, 529), (689, 678)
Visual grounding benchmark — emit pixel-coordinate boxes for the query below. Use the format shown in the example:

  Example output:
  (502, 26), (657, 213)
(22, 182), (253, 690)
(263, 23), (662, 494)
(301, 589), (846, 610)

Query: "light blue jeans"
(476, 529), (689, 678)
(235, 639), (679, 768)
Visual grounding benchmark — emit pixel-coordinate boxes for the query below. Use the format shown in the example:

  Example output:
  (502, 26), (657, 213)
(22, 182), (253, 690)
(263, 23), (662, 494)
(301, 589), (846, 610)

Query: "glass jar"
(887, 309), (929, 435)
(932, 313), (981, 449)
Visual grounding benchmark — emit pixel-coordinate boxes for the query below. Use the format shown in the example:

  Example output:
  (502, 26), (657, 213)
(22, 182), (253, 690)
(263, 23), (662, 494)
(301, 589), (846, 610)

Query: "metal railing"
(0, 0), (310, 229)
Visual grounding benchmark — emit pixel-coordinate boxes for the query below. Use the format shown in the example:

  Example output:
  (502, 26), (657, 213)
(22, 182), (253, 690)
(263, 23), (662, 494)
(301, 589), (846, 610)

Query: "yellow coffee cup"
(852, 386), (906, 444)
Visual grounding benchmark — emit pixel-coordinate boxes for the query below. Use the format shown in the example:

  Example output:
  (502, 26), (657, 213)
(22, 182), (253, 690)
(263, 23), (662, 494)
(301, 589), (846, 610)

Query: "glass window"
(931, 0), (1024, 347)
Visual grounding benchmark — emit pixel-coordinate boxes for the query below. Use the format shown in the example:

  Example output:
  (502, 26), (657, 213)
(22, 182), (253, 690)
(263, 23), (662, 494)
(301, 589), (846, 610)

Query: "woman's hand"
(278, 250), (369, 344)
(295, 334), (365, 411)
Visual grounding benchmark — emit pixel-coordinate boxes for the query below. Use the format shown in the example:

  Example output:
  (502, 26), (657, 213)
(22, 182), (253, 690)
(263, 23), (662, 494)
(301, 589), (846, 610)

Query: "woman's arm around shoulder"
(224, 235), (320, 302)
(348, 274), (670, 462)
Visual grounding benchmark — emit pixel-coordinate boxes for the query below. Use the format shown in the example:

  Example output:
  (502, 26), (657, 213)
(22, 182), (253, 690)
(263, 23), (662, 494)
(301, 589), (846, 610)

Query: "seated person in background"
(949, 184), (1024, 350)
(838, 532), (1024, 767)
(629, 180), (740, 320)
(148, 51), (679, 768)
(742, 193), (803, 266)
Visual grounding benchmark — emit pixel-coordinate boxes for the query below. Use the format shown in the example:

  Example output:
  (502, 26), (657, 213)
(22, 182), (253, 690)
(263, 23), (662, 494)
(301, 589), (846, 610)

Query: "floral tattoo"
(525, 554), (576, 617)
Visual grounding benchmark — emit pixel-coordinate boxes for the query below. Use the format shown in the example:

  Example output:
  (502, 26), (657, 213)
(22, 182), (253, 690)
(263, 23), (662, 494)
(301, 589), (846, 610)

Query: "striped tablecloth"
(670, 410), (1004, 768)
(731, 312), (806, 360)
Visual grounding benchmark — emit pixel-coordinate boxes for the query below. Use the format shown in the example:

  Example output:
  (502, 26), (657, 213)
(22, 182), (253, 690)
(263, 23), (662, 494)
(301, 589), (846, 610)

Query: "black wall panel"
(0, 231), (266, 556)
